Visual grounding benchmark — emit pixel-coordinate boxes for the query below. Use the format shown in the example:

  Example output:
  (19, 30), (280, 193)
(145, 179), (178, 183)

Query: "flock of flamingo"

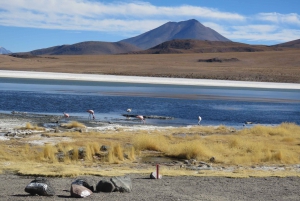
(63, 109), (201, 125)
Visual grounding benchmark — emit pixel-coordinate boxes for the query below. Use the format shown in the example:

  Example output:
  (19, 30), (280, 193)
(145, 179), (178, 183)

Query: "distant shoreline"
(0, 70), (300, 90)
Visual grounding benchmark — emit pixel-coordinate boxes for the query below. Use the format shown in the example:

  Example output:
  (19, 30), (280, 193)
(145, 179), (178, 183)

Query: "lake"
(0, 77), (299, 128)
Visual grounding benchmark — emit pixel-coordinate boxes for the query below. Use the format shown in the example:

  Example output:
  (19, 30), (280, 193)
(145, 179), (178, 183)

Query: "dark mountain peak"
(120, 19), (230, 49)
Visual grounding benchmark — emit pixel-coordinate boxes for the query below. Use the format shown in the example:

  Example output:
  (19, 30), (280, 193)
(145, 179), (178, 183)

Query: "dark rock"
(110, 175), (132, 193)
(24, 177), (55, 196)
(198, 57), (239, 62)
(210, 157), (215, 163)
(78, 147), (86, 159)
(96, 180), (115, 192)
(70, 184), (92, 198)
(100, 145), (109, 151)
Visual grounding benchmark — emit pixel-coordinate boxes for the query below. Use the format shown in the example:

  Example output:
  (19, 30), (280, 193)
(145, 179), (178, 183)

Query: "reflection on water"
(0, 78), (299, 127)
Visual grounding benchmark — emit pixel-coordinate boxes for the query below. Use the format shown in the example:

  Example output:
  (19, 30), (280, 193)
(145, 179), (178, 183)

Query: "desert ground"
(1, 49), (300, 83)
(0, 51), (300, 200)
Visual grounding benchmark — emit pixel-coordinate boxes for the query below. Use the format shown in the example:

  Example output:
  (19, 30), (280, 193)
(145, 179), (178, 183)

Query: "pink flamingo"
(87, 110), (95, 120)
(63, 112), (69, 118)
(136, 115), (145, 124)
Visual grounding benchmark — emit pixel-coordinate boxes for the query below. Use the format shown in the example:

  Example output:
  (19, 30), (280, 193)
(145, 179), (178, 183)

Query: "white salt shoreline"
(0, 70), (300, 90)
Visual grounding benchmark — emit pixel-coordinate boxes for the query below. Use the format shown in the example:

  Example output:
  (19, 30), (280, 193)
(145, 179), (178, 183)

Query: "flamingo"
(136, 115), (145, 124)
(87, 110), (95, 120)
(63, 112), (70, 119)
(198, 116), (202, 125)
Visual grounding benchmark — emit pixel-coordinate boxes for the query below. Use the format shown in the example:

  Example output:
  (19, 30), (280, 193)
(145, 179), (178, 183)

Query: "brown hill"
(29, 41), (141, 55)
(129, 39), (282, 54)
(273, 39), (300, 48)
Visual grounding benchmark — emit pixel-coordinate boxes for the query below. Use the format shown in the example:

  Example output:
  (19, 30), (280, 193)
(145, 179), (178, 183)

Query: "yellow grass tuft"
(20, 122), (45, 131)
(42, 144), (57, 163)
(62, 121), (86, 129)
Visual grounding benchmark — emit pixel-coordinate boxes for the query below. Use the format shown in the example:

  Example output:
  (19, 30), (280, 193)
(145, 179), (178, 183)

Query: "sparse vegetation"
(0, 123), (299, 177)
(20, 122), (45, 131)
(61, 121), (86, 129)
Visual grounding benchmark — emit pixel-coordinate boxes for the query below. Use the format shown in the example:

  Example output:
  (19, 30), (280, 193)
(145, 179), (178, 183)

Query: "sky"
(0, 0), (299, 52)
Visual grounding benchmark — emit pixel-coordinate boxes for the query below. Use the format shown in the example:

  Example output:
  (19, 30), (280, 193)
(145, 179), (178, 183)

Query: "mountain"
(0, 47), (12, 54)
(272, 39), (300, 48)
(128, 39), (280, 54)
(120, 19), (231, 50)
(29, 41), (141, 55)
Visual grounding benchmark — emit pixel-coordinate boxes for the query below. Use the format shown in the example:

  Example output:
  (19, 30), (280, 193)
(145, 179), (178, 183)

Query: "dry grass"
(0, 124), (299, 177)
(133, 123), (300, 165)
(61, 121), (86, 129)
(19, 122), (45, 131)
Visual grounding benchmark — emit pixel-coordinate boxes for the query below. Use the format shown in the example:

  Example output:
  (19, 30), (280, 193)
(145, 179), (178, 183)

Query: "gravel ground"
(1, 174), (300, 201)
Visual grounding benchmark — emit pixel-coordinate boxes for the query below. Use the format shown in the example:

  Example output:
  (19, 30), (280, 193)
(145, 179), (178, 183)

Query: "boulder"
(110, 176), (132, 193)
(71, 179), (94, 192)
(70, 184), (92, 198)
(96, 180), (115, 192)
(150, 171), (162, 179)
(24, 177), (55, 196)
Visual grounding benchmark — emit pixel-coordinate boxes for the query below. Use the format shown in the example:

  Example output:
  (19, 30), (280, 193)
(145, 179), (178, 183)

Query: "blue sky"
(0, 0), (299, 52)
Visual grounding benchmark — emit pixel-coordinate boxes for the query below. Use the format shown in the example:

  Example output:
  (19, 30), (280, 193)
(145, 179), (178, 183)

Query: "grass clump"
(20, 122), (45, 131)
(62, 121), (86, 129)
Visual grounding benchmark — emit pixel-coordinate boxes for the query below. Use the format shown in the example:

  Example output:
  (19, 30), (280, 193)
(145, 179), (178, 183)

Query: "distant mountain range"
(29, 41), (141, 55)
(0, 47), (12, 54)
(9, 19), (300, 56)
(120, 19), (230, 50)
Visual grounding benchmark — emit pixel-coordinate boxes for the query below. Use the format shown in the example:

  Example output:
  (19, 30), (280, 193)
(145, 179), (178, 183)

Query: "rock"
(150, 171), (162, 179)
(54, 127), (60, 133)
(71, 179), (94, 192)
(189, 159), (197, 165)
(110, 175), (132, 193)
(24, 177), (55, 196)
(96, 180), (115, 192)
(70, 184), (92, 198)
(78, 147), (86, 159)
(100, 145), (109, 151)
(198, 57), (239, 63)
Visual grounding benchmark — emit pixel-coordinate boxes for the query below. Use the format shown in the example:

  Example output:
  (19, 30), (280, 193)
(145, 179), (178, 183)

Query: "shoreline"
(1, 70), (300, 90)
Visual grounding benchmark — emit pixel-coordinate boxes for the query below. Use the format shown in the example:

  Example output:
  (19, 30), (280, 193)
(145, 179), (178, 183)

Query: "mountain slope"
(0, 47), (12, 54)
(273, 39), (300, 48)
(120, 19), (231, 49)
(129, 39), (280, 54)
(30, 41), (141, 55)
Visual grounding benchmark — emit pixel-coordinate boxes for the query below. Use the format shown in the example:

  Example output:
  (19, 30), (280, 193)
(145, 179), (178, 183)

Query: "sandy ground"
(0, 174), (299, 201)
